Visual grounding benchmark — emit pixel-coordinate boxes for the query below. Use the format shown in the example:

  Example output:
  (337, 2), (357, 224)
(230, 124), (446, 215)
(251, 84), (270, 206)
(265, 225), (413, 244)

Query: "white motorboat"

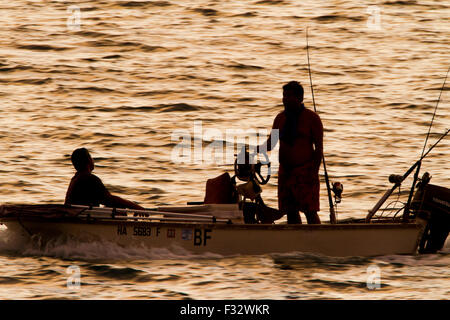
(0, 203), (428, 257)
(1, 143), (448, 258)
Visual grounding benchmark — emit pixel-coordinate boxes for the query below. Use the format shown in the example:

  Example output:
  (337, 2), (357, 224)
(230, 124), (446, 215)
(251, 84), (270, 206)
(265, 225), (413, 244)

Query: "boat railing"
(70, 205), (233, 224)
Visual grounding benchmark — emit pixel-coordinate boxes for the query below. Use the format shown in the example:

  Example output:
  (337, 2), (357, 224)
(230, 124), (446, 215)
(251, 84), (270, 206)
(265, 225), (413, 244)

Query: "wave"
(17, 44), (72, 51)
(385, 103), (420, 109)
(117, 1), (172, 8)
(118, 105), (158, 111)
(0, 65), (32, 73)
(254, 0), (286, 5)
(232, 12), (258, 18)
(102, 54), (122, 59)
(313, 14), (365, 23)
(140, 45), (166, 52)
(74, 31), (114, 38)
(0, 78), (52, 85)
(0, 276), (23, 285)
(85, 104), (203, 113)
(383, 0), (418, 5)
(193, 8), (220, 17)
(86, 264), (148, 280)
(66, 105), (155, 113)
(425, 86), (450, 91)
(270, 251), (372, 265)
(157, 103), (203, 112)
(133, 90), (173, 97)
(86, 265), (182, 282)
(227, 63), (264, 71)
(81, 39), (167, 52)
(73, 86), (118, 93)
(18, 78), (53, 85)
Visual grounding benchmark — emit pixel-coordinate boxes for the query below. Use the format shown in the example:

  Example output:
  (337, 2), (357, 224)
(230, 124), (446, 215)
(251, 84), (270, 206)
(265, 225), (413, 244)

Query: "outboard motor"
(411, 173), (450, 253)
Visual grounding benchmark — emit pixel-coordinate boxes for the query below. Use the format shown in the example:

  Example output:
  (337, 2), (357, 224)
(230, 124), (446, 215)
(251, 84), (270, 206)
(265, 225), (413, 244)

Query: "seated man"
(65, 148), (144, 211)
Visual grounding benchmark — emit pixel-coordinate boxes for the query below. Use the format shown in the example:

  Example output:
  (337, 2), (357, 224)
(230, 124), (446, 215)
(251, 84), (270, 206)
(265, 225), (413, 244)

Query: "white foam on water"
(0, 224), (223, 262)
(29, 237), (224, 262)
(0, 224), (31, 254)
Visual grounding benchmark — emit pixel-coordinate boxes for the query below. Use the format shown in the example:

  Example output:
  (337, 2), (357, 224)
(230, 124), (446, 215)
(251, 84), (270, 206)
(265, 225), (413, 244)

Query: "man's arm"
(64, 180), (74, 205)
(104, 193), (145, 210)
(257, 114), (280, 153)
(311, 113), (324, 172)
(94, 175), (145, 210)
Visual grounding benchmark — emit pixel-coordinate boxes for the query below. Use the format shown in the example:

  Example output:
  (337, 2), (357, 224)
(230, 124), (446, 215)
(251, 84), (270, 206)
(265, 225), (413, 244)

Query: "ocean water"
(0, 0), (448, 299)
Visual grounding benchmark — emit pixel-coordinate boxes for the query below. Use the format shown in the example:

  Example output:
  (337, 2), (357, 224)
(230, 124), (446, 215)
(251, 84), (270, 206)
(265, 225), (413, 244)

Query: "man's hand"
(134, 212), (149, 217)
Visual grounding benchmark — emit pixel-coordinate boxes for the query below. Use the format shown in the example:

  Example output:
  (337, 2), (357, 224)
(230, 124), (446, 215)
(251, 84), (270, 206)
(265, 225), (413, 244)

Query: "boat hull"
(2, 218), (424, 257)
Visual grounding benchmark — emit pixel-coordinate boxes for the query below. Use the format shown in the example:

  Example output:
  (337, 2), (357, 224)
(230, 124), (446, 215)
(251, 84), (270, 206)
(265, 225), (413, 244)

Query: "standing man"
(257, 81), (323, 224)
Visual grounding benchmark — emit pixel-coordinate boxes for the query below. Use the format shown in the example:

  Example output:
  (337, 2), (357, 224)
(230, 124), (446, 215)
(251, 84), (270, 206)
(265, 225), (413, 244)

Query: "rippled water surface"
(0, 0), (449, 299)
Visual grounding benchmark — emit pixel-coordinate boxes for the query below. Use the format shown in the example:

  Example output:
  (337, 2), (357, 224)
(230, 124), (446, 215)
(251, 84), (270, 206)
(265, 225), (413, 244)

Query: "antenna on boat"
(306, 27), (337, 224)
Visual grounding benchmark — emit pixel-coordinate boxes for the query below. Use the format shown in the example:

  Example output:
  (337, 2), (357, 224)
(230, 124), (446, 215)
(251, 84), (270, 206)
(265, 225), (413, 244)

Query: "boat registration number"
(117, 225), (213, 246)
(133, 226), (152, 237)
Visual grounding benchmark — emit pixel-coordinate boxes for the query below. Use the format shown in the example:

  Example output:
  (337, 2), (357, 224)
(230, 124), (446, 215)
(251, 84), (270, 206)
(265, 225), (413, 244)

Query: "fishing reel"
(389, 174), (404, 185)
(332, 181), (344, 204)
(416, 172), (431, 190)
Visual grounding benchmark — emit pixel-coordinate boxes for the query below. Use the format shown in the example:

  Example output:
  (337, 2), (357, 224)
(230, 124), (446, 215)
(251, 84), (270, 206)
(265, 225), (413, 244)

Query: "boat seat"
(203, 172), (238, 204)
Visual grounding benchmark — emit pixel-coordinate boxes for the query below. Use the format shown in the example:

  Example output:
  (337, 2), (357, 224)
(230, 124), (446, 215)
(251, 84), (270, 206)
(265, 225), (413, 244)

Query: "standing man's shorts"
(278, 163), (320, 213)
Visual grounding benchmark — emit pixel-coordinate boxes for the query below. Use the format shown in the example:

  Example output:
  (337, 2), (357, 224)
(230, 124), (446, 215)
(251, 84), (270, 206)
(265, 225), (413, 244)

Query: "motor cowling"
(412, 182), (450, 253)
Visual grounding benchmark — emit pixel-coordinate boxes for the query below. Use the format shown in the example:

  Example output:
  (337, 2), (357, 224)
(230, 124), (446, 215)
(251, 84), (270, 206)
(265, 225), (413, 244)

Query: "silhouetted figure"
(258, 81), (323, 224)
(65, 148), (144, 210)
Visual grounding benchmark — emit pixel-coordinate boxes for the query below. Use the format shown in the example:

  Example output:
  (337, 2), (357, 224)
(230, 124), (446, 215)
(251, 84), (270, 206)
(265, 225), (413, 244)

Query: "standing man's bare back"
(272, 108), (323, 171)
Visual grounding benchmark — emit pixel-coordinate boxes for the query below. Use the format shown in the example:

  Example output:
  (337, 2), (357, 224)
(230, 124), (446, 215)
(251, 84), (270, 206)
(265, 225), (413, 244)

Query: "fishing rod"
(306, 28), (337, 224)
(421, 66), (449, 158)
(70, 204), (231, 223)
(366, 67), (450, 222)
(402, 67), (450, 220)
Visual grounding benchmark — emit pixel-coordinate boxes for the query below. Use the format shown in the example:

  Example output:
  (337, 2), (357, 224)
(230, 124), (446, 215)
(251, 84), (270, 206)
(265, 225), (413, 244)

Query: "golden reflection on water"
(0, 0), (449, 299)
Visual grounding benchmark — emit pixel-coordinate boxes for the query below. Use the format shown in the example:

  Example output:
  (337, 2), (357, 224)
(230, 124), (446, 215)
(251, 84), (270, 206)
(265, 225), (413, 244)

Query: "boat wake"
(0, 225), (223, 262)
